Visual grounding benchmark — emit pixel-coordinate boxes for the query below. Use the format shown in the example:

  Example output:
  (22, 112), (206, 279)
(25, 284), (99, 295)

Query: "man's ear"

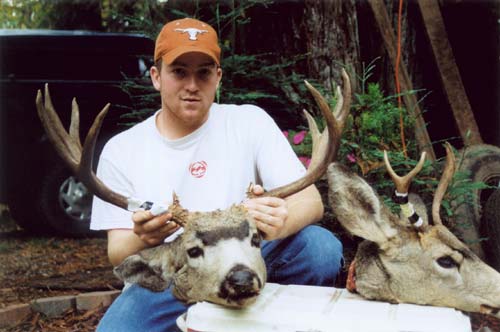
(114, 253), (170, 292)
(216, 66), (222, 88)
(150, 66), (161, 91)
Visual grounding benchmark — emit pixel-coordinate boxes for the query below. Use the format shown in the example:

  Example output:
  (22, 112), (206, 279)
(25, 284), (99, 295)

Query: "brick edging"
(0, 290), (121, 329)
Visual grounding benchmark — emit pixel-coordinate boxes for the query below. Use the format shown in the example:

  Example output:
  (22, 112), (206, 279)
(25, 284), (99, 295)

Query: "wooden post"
(417, 0), (483, 145)
(368, 0), (436, 160)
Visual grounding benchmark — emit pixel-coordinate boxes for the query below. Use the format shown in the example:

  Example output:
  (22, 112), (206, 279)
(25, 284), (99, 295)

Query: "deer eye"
(251, 233), (261, 248)
(437, 256), (458, 269)
(187, 246), (204, 258)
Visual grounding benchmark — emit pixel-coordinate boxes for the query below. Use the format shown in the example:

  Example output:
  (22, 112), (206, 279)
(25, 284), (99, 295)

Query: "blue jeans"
(97, 225), (343, 332)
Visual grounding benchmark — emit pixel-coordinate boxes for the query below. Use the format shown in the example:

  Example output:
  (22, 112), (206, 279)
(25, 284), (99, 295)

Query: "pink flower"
(293, 130), (307, 145)
(347, 153), (356, 163)
(282, 130), (289, 138)
(299, 156), (311, 168)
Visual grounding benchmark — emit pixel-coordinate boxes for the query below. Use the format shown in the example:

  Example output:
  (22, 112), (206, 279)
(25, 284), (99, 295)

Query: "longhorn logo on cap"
(175, 28), (208, 41)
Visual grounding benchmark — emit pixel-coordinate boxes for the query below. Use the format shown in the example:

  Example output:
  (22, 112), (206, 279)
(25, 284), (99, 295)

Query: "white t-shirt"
(90, 103), (305, 231)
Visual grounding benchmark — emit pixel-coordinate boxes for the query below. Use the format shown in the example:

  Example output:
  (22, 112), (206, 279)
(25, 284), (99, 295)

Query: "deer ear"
(114, 250), (173, 292)
(328, 163), (397, 245)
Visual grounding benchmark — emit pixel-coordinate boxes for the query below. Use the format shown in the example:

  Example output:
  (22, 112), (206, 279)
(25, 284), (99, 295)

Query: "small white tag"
(150, 203), (168, 216)
(413, 217), (424, 228)
(127, 198), (144, 211)
(395, 190), (408, 197)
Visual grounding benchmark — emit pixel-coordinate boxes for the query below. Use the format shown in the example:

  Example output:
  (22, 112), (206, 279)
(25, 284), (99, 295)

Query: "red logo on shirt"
(189, 161), (207, 178)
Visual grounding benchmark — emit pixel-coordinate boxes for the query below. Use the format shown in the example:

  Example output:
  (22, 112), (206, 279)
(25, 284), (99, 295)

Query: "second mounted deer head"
(328, 144), (500, 319)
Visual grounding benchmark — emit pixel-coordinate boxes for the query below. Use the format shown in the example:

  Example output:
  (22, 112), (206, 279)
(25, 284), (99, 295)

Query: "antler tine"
(264, 72), (351, 198)
(384, 151), (427, 194)
(69, 98), (83, 150)
(303, 109), (322, 170)
(36, 84), (81, 172)
(303, 109), (321, 148)
(302, 69), (352, 172)
(77, 103), (129, 210)
(336, 68), (351, 125)
(168, 193), (189, 227)
(332, 86), (343, 119)
(432, 142), (456, 225)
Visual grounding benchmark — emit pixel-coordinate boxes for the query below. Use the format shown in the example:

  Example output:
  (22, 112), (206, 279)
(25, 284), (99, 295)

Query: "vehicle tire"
(38, 163), (102, 237)
(8, 120), (119, 236)
(481, 189), (500, 272)
(451, 144), (500, 259)
(7, 173), (50, 234)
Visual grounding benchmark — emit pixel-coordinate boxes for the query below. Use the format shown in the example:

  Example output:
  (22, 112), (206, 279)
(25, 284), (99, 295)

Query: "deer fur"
(114, 205), (265, 308)
(328, 162), (500, 318)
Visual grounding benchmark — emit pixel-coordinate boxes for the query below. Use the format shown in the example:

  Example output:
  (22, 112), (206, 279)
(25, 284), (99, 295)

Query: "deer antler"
(38, 70), (352, 222)
(432, 143), (456, 226)
(264, 69), (351, 198)
(36, 84), (189, 226)
(384, 151), (427, 227)
(36, 84), (129, 210)
(384, 151), (427, 195)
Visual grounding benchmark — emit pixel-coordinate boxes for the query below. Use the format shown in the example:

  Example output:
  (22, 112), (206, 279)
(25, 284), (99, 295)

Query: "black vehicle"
(0, 29), (154, 236)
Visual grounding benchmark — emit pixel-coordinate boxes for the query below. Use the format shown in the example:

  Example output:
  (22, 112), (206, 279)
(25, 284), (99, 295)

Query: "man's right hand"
(132, 210), (180, 247)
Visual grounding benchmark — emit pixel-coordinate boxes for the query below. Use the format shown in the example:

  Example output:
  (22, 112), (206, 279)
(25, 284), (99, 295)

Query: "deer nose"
(228, 269), (256, 288)
(219, 264), (262, 301)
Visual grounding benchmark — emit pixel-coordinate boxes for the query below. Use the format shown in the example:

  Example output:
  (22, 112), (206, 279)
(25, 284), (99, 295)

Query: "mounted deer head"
(35, 69), (352, 307)
(328, 143), (500, 318)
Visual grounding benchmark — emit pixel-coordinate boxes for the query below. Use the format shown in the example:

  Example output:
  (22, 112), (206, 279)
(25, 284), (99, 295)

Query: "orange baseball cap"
(154, 18), (221, 65)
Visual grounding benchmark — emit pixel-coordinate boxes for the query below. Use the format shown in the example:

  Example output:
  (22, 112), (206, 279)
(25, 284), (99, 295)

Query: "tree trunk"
(304, 0), (361, 93)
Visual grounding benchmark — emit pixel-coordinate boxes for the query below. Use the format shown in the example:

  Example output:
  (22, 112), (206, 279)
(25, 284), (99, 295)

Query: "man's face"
(151, 52), (222, 133)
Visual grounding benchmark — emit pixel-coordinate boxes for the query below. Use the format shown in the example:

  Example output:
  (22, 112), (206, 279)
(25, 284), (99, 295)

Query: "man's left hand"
(243, 185), (288, 240)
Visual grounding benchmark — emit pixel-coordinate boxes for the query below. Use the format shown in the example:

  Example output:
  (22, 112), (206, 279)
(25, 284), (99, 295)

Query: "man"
(91, 17), (343, 332)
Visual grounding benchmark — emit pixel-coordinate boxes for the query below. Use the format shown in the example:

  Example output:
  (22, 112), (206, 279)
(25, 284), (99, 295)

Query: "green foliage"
(294, 60), (490, 230)
(295, 59), (420, 178)
(118, 78), (161, 125)
(219, 53), (307, 109)
(0, 0), (45, 29)
(1, 0), (104, 30)
(354, 83), (415, 148)
(345, 82), (418, 173)
(100, 0), (161, 35)
(0, 0), (161, 31)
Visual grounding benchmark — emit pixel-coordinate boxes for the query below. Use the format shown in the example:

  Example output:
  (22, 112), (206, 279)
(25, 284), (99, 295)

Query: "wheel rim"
(58, 176), (92, 221)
